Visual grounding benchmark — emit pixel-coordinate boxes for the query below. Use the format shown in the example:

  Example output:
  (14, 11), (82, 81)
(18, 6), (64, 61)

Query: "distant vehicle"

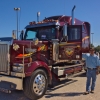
(0, 6), (90, 100)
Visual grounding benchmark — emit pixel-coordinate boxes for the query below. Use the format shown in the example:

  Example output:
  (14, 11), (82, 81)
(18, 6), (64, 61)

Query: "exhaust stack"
(71, 5), (76, 25)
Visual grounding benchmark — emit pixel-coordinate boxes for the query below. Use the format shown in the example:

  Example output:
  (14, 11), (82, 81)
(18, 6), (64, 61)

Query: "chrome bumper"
(0, 75), (23, 90)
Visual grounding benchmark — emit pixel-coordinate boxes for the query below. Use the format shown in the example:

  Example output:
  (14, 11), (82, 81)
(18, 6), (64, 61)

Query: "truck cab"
(21, 15), (90, 61)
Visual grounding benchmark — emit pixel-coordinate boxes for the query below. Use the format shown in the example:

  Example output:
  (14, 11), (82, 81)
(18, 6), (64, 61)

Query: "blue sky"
(0, 0), (100, 46)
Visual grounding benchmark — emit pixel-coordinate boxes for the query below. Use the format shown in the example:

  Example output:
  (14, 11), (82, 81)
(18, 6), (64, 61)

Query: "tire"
(23, 69), (48, 100)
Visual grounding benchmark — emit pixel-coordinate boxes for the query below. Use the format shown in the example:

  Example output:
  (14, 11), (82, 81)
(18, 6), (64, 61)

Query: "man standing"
(83, 47), (100, 95)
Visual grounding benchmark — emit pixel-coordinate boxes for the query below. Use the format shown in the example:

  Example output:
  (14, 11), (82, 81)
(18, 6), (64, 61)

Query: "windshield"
(24, 27), (56, 40)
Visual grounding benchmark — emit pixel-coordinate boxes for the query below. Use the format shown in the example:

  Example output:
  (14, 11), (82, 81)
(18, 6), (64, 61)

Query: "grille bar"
(0, 43), (9, 73)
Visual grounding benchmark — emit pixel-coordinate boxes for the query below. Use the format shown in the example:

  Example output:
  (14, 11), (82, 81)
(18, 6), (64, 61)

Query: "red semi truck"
(0, 8), (90, 100)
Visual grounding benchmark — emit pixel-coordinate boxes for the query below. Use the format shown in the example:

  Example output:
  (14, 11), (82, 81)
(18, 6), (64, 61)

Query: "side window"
(68, 28), (81, 40)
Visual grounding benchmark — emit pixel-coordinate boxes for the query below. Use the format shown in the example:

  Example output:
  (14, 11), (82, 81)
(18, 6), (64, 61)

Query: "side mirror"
(20, 30), (24, 40)
(60, 24), (68, 42)
(63, 24), (67, 36)
(12, 30), (16, 39)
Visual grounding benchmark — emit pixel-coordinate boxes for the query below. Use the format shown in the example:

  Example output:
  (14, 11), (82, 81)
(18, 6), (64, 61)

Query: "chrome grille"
(0, 43), (9, 74)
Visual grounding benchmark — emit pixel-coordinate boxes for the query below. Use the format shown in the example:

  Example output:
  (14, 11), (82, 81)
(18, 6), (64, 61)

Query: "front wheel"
(24, 69), (48, 100)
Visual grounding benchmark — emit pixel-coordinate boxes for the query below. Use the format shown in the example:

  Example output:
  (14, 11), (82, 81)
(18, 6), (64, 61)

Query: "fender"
(25, 61), (52, 80)
(32, 53), (49, 64)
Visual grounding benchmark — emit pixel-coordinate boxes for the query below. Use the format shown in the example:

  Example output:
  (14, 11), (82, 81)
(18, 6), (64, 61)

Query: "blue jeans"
(86, 69), (97, 92)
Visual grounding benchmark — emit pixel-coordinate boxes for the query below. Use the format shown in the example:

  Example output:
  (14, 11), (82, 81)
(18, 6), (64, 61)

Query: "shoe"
(83, 91), (89, 95)
(91, 90), (94, 93)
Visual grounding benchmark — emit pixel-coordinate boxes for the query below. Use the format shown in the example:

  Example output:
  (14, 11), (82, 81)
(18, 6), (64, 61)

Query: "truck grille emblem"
(65, 47), (74, 57)
(13, 43), (20, 51)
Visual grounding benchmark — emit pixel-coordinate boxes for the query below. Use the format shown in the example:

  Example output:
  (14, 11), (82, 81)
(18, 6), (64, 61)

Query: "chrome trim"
(22, 46), (25, 77)
(21, 46), (25, 87)
(11, 72), (25, 77)
(52, 39), (59, 61)
(12, 66), (23, 72)
(0, 40), (13, 45)
(0, 42), (10, 75)
(53, 69), (64, 76)
(53, 63), (84, 69)
(33, 74), (46, 96)
(71, 5), (76, 25)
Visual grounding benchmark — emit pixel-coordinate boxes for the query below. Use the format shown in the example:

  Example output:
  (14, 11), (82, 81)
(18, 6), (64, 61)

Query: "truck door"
(59, 25), (82, 60)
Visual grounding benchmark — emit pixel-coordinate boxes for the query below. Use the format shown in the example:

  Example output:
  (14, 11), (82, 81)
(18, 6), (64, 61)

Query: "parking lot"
(0, 72), (100, 100)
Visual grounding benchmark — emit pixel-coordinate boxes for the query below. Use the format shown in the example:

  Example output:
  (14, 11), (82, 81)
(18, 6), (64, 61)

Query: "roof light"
(55, 20), (58, 22)
(29, 21), (36, 25)
(33, 21), (36, 24)
(29, 19), (58, 25)
(38, 21), (41, 24)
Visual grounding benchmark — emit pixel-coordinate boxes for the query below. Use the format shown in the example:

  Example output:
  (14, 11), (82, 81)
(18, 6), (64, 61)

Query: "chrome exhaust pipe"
(71, 5), (76, 25)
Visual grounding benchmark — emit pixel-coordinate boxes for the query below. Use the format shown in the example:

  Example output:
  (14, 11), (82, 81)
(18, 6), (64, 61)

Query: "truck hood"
(10, 40), (48, 63)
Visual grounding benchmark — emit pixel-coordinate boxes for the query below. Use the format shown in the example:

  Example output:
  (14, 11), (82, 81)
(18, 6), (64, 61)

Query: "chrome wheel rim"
(33, 74), (46, 96)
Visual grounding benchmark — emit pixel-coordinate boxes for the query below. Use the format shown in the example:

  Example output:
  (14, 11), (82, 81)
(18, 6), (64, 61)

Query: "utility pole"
(14, 8), (20, 39)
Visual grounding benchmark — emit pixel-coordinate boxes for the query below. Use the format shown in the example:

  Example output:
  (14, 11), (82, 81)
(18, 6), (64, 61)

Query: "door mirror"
(60, 24), (68, 42)
(12, 30), (16, 39)
(20, 30), (24, 40)
(63, 24), (67, 36)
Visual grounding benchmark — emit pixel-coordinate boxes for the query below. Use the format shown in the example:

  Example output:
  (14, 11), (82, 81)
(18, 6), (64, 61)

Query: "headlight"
(12, 64), (23, 72)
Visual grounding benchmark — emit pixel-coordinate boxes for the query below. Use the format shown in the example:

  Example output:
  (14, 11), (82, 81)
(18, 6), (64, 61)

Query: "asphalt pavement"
(0, 72), (100, 100)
